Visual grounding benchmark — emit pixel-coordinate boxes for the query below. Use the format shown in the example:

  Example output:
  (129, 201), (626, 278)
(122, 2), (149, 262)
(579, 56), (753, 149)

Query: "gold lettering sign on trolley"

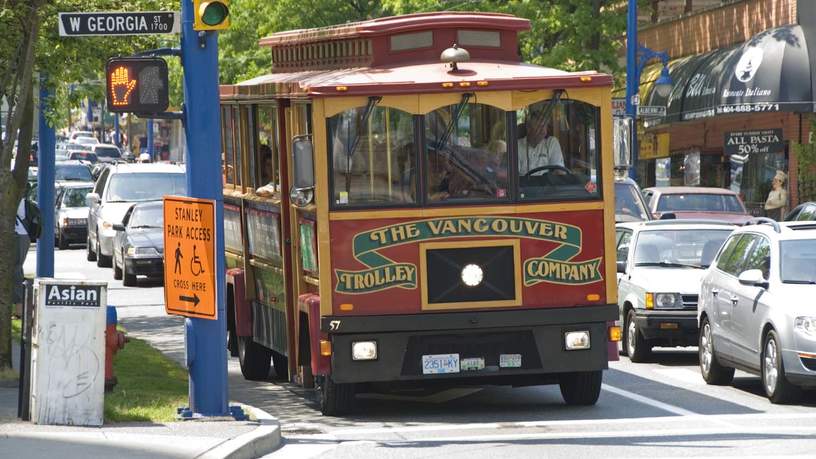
(639, 132), (670, 160)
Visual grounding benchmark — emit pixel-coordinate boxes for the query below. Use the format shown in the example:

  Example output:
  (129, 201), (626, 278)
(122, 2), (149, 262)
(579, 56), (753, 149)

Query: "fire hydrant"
(105, 306), (128, 392)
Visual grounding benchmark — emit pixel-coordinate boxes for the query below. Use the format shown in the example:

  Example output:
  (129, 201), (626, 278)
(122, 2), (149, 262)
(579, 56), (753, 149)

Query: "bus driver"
(517, 109), (564, 174)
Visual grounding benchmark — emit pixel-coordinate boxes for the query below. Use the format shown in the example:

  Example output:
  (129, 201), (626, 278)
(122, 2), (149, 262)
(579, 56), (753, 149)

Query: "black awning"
(641, 24), (814, 123)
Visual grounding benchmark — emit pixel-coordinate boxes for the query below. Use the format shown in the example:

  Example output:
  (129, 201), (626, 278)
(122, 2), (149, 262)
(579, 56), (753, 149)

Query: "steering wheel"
(525, 165), (573, 176)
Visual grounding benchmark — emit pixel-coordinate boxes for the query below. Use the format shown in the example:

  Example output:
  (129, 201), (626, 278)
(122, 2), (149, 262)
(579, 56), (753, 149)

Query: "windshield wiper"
(782, 280), (816, 284)
(635, 261), (705, 269)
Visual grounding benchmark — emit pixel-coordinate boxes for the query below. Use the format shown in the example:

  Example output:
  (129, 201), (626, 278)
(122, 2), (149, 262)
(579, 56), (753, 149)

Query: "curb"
(198, 405), (282, 459)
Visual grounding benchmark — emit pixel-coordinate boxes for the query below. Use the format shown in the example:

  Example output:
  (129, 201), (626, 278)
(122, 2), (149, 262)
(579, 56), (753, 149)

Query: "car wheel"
(699, 317), (734, 385)
(122, 262), (137, 287)
(96, 236), (111, 267)
(626, 309), (651, 363)
(57, 231), (68, 250)
(238, 336), (271, 381)
(87, 235), (97, 261)
(320, 375), (355, 416)
(762, 330), (801, 404)
(559, 370), (602, 406)
(113, 252), (123, 280)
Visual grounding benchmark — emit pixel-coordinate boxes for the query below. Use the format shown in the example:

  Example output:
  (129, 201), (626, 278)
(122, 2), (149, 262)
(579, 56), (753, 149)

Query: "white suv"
(699, 218), (816, 403)
(616, 220), (734, 362)
(86, 163), (186, 267)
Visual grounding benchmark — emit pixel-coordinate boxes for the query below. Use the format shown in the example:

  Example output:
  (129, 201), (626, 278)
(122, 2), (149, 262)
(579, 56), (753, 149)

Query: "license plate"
(460, 357), (485, 371)
(499, 354), (522, 368)
(422, 353), (460, 375)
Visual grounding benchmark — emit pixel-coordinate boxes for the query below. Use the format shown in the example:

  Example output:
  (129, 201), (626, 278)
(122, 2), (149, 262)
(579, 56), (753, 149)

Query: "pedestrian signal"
(194, 0), (230, 31)
(105, 57), (169, 114)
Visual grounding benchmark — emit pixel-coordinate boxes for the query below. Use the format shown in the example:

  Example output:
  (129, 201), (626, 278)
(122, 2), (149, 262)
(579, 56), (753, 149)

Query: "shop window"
(425, 102), (509, 203)
(516, 99), (601, 201)
(729, 149), (787, 216)
(256, 104), (280, 194)
(330, 105), (417, 206)
(222, 106), (235, 185)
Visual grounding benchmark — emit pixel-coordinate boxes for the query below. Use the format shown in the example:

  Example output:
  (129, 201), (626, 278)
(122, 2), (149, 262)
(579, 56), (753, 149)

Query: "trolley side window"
(256, 104), (280, 193)
(232, 105), (245, 189)
(425, 103), (509, 203)
(516, 99), (601, 201)
(222, 106), (236, 185)
(329, 105), (417, 207)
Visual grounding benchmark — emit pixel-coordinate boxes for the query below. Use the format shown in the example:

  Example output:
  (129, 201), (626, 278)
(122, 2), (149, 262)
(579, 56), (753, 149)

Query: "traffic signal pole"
(179, 0), (228, 416)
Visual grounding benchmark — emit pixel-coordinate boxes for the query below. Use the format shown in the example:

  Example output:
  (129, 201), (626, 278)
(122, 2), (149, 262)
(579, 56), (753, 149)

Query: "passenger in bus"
(517, 110), (564, 174)
(256, 143), (278, 197)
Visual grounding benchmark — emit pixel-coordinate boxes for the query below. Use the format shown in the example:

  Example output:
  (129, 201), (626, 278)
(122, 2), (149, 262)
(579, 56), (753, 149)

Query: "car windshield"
(62, 187), (92, 207)
(55, 164), (92, 181)
(95, 146), (120, 158)
(780, 239), (816, 283)
(129, 206), (164, 227)
(656, 193), (745, 213)
(66, 143), (86, 151)
(635, 229), (731, 268)
(70, 152), (97, 162)
(107, 172), (186, 202)
(615, 182), (649, 221)
(75, 137), (98, 145)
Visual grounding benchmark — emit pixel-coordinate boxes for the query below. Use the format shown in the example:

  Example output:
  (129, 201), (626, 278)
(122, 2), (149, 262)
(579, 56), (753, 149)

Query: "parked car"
(615, 176), (651, 222)
(616, 220), (735, 362)
(699, 218), (816, 403)
(67, 151), (98, 164)
(55, 160), (93, 182)
(55, 182), (94, 249)
(643, 186), (751, 224)
(785, 202), (816, 221)
(91, 144), (123, 164)
(87, 163), (186, 267)
(113, 201), (165, 286)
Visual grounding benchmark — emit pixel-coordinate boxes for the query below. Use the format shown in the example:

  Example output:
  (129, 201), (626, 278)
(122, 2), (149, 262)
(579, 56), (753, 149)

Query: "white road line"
(654, 367), (706, 386)
(601, 383), (699, 416)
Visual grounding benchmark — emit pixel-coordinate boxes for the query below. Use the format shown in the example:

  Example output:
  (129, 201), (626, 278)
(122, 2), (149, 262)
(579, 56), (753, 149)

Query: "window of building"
(329, 105), (417, 206)
(516, 99), (601, 201)
(425, 102), (509, 203)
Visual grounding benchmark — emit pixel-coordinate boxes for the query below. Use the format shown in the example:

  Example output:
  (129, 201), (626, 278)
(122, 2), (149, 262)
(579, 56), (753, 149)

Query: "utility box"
(30, 279), (107, 426)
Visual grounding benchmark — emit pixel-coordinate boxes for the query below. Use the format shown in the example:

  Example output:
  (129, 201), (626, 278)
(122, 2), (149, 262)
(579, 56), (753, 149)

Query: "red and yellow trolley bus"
(219, 12), (620, 415)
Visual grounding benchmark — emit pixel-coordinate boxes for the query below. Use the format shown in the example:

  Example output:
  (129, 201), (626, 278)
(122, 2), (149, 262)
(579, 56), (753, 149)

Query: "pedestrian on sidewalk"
(13, 196), (29, 317)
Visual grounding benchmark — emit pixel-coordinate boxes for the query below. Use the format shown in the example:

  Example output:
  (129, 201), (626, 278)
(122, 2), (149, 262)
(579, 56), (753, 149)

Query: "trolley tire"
(227, 328), (239, 357)
(271, 351), (289, 381)
(87, 236), (97, 261)
(559, 370), (603, 406)
(320, 375), (355, 416)
(763, 330), (801, 404)
(626, 309), (651, 363)
(238, 336), (271, 381)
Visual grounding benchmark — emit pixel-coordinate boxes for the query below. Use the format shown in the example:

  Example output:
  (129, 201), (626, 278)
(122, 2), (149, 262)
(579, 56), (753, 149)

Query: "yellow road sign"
(163, 195), (217, 319)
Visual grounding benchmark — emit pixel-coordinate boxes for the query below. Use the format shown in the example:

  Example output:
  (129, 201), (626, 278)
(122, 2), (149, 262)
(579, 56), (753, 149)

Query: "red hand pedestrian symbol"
(110, 66), (137, 106)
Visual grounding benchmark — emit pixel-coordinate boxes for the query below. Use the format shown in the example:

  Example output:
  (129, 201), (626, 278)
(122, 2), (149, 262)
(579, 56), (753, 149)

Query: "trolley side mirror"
(291, 135), (315, 207)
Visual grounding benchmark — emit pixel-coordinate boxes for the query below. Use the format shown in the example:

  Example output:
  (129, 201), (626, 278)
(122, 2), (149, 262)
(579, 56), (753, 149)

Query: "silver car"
(699, 218), (816, 403)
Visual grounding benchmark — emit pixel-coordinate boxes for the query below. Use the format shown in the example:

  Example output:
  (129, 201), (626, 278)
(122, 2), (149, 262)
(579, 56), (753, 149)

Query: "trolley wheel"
(238, 336), (271, 380)
(271, 351), (289, 381)
(559, 370), (602, 406)
(227, 328), (239, 357)
(320, 375), (355, 416)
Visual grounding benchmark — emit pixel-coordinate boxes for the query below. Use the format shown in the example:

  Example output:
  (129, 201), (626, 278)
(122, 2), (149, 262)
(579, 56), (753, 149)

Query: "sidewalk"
(0, 329), (282, 459)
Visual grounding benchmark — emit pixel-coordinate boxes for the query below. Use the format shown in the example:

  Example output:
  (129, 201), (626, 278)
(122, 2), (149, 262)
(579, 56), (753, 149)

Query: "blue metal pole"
(36, 79), (55, 278)
(625, 0), (639, 182)
(147, 118), (155, 160)
(180, 0), (228, 416)
(114, 115), (121, 148)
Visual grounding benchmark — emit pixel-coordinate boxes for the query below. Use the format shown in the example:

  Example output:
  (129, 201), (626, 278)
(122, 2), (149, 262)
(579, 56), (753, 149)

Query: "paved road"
(28, 246), (816, 458)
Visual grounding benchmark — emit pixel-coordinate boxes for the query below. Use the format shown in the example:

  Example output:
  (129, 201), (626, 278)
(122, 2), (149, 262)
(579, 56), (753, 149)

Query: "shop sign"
(612, 98), (626, 117)
(724, 128), (783, 155)
(639, 132), (670, 160)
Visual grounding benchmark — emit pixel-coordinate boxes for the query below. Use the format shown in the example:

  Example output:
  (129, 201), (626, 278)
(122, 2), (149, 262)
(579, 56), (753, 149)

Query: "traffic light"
(105, 57), (169, 114)
(194, 0), (230, 31)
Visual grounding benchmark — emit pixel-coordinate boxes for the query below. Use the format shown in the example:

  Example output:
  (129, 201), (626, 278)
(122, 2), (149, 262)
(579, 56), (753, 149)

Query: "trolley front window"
(329, 105), (417, 206)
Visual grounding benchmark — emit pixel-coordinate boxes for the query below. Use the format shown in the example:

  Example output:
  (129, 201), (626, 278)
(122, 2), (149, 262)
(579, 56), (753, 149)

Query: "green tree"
(0, 0), (175, 373)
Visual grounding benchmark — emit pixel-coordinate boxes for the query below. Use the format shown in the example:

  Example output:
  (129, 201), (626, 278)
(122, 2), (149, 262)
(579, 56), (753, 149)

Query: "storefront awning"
(640, 24), (813, 123)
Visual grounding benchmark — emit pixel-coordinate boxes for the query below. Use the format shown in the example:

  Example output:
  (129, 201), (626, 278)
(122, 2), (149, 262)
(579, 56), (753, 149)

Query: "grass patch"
(11, 318), (21, 341)
(104, 336), (188, 423)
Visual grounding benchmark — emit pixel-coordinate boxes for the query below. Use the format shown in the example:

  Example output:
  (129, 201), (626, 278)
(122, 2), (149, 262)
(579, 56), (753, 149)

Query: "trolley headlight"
(461, 263), (483, 287)
(351, 341), (378, 361)
(565, 331), (591, 350)
(794, 316), (816, 337)
(290, 186), (314, 207)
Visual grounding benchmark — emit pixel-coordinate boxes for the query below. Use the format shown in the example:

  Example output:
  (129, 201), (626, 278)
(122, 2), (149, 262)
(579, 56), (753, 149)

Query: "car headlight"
(60, 217), (69, 227)
(128, 247), (159, 256)
(647, 292), (682, 309)
(126, 246), (135, 256)
(794, 317), (816, 337)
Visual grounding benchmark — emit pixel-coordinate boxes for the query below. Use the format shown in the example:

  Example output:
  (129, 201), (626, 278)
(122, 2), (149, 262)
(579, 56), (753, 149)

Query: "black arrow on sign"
(179, 293), (200, 306)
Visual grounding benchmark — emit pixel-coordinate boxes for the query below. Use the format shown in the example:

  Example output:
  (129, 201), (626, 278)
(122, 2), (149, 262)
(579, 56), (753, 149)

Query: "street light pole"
(625, 0), (639, 182)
